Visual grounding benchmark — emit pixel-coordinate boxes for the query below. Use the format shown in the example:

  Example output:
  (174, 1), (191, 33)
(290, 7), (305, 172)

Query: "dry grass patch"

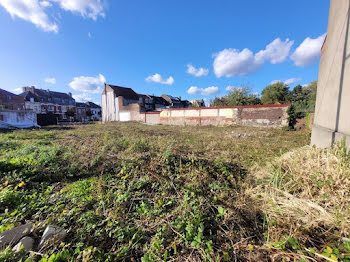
(253, 144), (350, 242)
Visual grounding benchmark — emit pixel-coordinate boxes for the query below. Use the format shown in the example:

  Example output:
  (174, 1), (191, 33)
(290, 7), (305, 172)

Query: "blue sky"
(0, 0), (330, 104)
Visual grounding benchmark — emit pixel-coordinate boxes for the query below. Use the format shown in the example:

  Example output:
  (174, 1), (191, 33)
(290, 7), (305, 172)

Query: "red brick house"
(0, 88), (25, 110)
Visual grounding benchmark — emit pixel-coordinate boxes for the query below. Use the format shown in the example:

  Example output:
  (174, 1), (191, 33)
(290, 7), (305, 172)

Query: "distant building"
(102, 84), (140, 122)
(190, 99), (205, 108)
(19, 86), (76, 121)
(138, 94), (169, 111)
(0, 88), (25, 110)
(85, 102), (102, 121)
(161, 95), (190, 108)
(76, 102), (89, 122)
(0, 88), (37, 129)
(102, 84), (190, 122)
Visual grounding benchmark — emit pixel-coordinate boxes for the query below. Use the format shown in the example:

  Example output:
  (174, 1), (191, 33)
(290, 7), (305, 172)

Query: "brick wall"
(158, 104), (290, 128)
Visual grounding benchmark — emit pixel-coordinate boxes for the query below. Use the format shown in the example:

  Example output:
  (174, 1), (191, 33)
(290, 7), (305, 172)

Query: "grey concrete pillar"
(311, 0), (350, 148)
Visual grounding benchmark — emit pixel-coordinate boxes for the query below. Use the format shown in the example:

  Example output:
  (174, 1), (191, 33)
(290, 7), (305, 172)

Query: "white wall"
(0, 110), (37, 128)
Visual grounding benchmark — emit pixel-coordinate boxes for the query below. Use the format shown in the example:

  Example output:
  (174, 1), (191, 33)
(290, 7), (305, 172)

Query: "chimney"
(68, 92), (72, 97)
(23, 86), (35, 93)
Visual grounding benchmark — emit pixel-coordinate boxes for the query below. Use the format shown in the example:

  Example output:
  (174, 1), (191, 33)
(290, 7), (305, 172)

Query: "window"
(0, 114), (3, 121)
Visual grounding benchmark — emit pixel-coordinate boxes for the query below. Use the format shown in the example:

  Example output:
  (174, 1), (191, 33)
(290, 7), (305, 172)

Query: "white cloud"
(291, 33), (326, 67)
(44, 77), (56, 84)
(255, 38), (294, 64)
(284, 77), (302, 85)
(72, 93), (92, 102)
(0, 0), (58, 32)
(270, 80), (282, 85)
(226, 86), (239, 92)
(213, 48), (261, 77)
(145, 73), (174, 85)
(213, 38), (294, 77)
(69, 74), (105, 93)
(12, 87), (24, 94)
(0, 0), (106, 33)
(270, 77), (302, 86)
(53, 0), (105, 20)
(187, 86), (219, 96)
(186, 64), (209, 77)
(40, 1), (52, 7)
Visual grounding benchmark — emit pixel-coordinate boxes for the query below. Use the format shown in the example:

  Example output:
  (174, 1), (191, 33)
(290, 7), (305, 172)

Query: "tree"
(86, 109), (94, 118)
(65, 108), (75, 118)
(289, 82), (317, 115)
(286, 104), (297, 130)
(210, 97), (227, 107)
(305, 81), (317, 112)
(211, 85), (261, 107)
(261, 82), (289, 105)
(226, 86), (261, 106)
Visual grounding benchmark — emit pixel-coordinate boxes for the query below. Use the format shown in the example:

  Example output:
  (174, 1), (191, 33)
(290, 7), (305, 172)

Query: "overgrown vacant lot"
(0, 123), (349, 261)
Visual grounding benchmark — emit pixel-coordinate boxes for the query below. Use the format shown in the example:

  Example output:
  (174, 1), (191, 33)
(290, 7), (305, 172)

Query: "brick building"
(20, 86), (76, 120)
(0, 88), (25, 110)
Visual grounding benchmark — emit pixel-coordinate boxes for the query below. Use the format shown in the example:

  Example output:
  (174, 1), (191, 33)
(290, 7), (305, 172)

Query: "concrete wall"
(0, 110), (37, 129)
(143, 112), (161, 125)
(311, 0), (350, 147)
(159, 105), (289, 127)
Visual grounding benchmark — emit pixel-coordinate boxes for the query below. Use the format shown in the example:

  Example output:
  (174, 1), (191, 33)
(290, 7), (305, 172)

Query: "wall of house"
(0, 109), (37, 128)
(159, 105), (289, 127)
(102, 90), (117, 122)
(117, 97), (142, 122)
(311, 0), (350, 148)
(102, 93), (142, 123)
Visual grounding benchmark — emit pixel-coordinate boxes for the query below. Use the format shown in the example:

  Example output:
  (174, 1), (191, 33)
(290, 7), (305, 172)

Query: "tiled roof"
(76, 102), (88, 107)
(151, 96), (169, 106)
(85, 102), (101, 108)
(0, 88), (24, 102)
(20, 88), (75, 105)
(107, 84), (140, 100)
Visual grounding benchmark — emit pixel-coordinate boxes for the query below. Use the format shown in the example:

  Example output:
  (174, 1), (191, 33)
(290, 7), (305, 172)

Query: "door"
(119, 112), (131, 122)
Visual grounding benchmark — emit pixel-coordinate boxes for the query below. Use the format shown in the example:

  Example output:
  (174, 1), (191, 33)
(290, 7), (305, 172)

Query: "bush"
(286, 105), (297, 130)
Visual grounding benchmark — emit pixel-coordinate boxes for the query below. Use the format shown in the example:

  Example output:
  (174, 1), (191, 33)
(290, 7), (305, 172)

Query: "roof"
(167, 95), (181, 103)
(19, 91), (39, 102)
(76, 102), (88, 107)
(162, 94), (182, 104)
(151, 96), (170, 105)
(0, 88), (25, 102)
(107, 84), (140, 100)
(20, 88), (75, 105)
(138, 94), (150, 99)
(85, 102), (101, 108)
(191, 99), (205, 103)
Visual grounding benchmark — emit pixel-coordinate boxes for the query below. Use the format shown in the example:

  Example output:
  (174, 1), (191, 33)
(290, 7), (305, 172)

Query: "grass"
(252, 142), (350, 261)
(1, 122), (347, 261)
